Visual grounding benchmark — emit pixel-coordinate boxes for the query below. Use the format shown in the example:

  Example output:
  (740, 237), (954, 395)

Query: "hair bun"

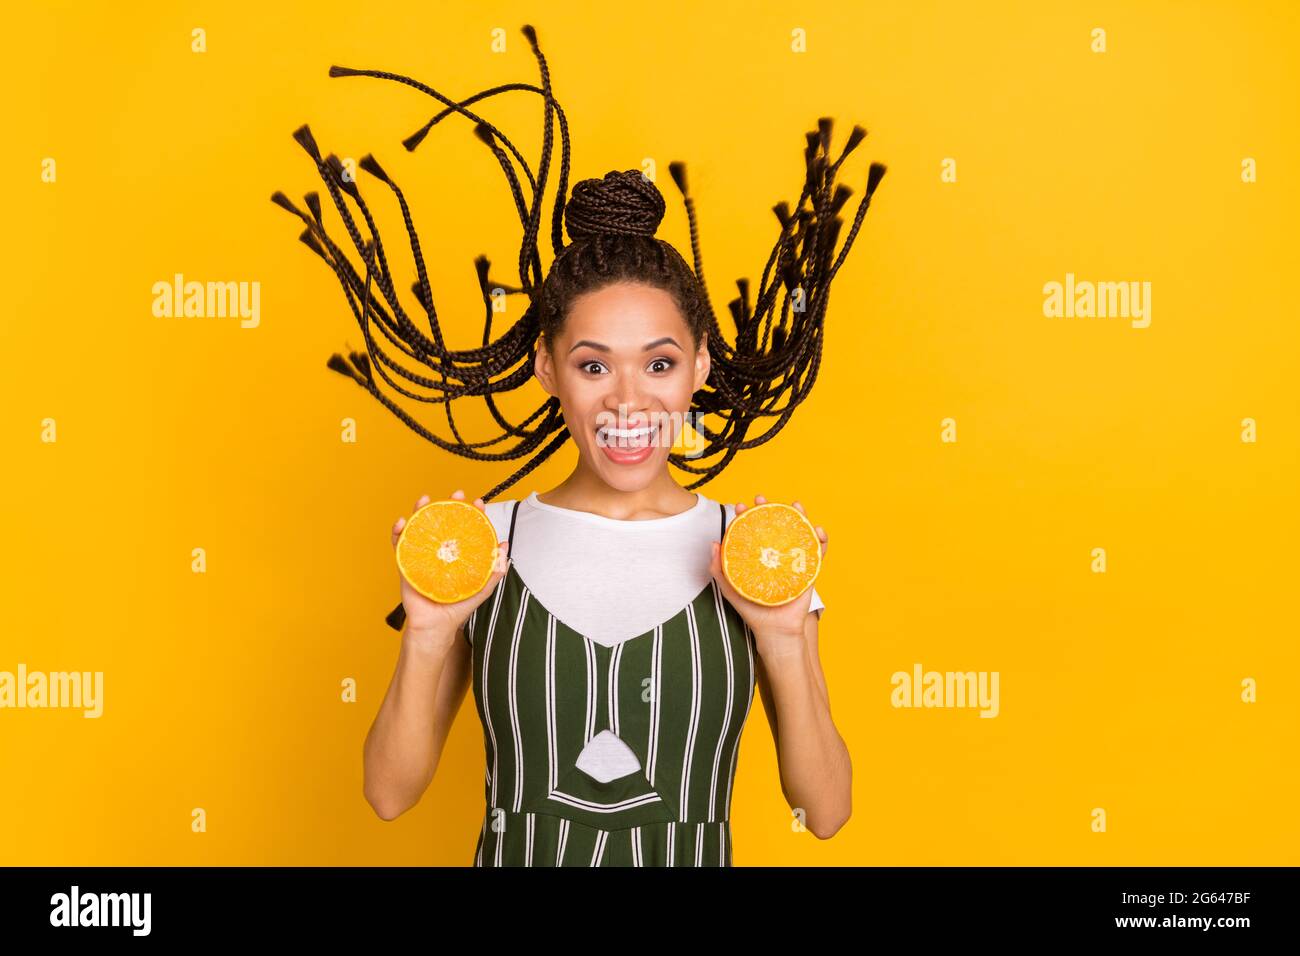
(564, 169), (666, 241)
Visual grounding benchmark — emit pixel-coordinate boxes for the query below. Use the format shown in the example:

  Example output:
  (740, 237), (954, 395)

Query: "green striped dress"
(464, 499), (756, 866)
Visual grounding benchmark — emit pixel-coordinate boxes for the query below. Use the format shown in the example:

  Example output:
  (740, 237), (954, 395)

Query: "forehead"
(561, 282), (688, 344)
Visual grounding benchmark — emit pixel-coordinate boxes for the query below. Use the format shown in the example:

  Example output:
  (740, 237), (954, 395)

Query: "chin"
(594, 455), (663, 491)
(584, 437), (667, 491)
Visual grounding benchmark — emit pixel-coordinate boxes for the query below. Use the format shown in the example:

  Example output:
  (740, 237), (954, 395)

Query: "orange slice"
(721, 502), (821, 606)
(396, 499), (499, 603)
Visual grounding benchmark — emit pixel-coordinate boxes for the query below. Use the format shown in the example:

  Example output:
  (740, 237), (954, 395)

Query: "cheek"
(552, 374), (603, 425)
(555, 374), (599, 407)
(660, 367), (697, 410)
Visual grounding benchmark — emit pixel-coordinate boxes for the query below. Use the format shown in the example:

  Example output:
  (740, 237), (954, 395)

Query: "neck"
(536, 462), (698, 520)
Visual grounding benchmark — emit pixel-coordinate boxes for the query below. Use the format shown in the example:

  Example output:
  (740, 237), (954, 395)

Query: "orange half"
(396, 499), (499, 603)
(721, 502), (822, 606)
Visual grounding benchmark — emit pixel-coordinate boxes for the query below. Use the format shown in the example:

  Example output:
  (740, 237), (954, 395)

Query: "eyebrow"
(568, 336), (681, 354)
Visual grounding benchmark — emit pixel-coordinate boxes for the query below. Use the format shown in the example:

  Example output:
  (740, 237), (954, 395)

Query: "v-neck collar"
(503, 561), (720, 650)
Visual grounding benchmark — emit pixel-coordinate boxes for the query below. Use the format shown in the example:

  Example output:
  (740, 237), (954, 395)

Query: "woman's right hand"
(392, 489), (509, 649)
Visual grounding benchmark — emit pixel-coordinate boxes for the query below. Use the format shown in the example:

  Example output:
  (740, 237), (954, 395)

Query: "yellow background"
(4, 0), (1297, 865)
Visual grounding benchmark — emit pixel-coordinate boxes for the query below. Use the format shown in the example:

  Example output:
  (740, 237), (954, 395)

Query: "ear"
(693, 331), (711, 390)
(534, 339), (558, 396)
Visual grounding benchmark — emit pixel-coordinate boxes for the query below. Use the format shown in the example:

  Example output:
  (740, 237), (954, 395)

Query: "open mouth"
(594, 423), (661, 465)
(595, 423), (660, 449)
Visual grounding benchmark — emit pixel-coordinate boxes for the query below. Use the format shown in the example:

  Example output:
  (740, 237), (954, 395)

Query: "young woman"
(274, 24), (884, 865)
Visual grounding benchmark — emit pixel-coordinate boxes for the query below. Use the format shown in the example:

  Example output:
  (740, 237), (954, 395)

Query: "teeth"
(596, 424), (658, 447)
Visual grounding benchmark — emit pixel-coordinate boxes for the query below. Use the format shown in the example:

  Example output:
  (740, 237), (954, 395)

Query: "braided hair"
(271, 24), (885, 629)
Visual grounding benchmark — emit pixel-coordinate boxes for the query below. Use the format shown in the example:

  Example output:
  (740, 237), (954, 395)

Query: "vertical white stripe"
(480, 574), (508, 808)
(679, 603), (702, 821)
(590, 830), (607, 867)
(608, 643), (621, 734)
(545, 614), (558, 792)
(707, 580), (736, 822)
(583, 639), (597, 744)
(525, 813), (535, 867)
(647, 625), (662, 784)
(508, 589), (530, 812)
(666, 821), (675, 866)
(556, 818), (569, 865)
(695, 822), (704, 866)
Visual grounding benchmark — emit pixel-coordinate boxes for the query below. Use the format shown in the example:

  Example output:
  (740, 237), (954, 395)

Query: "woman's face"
(534, 281), (710, 492)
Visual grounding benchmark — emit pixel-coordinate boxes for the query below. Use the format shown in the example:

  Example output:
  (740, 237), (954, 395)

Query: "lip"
(599, 440), (656, 465)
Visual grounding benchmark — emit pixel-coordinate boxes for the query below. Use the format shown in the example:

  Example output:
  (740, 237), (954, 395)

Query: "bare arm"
(361, 488), (508, 821)
(755, 609), (851, 839)
(713, 494), (848, 840)
(362, 624), (472, 820)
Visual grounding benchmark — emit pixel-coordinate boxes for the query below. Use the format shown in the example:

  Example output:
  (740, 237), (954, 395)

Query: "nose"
(603, 369), (648, 418)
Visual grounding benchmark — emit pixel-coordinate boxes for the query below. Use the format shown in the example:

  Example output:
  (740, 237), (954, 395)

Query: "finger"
(755, 494), (766, 505)
(492, 541), (511, 574)
(392, 515), (407, 546)
(413, 493), (431, 513)
(473, 496), (485, 510)
(450, 489), (465, 500)
(711, 542), (739, 601)
(734, 502), (747, 515)
(792, 499), (804, 515)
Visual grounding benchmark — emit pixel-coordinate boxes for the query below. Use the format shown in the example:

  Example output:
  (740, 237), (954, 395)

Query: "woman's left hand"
(709, 495), (829, 656)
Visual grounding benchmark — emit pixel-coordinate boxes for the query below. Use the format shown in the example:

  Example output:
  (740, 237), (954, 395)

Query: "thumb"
(711, 541), (741, 603)
(491, 540), (511, 576)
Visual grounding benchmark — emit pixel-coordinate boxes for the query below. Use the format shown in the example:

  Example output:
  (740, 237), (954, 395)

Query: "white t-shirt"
(482, 490), (824, 648)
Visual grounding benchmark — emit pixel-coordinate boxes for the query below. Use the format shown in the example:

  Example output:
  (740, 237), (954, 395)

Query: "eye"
(577, 357), (675, 375)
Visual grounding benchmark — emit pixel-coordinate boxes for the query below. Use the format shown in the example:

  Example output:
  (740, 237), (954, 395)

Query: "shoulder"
(482, 499), (521, 543)
(702, 496), (738, 527)
(691, 493), (735, 534)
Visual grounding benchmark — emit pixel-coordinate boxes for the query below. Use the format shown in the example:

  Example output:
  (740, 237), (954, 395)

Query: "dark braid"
(270, 24), (886, 630)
